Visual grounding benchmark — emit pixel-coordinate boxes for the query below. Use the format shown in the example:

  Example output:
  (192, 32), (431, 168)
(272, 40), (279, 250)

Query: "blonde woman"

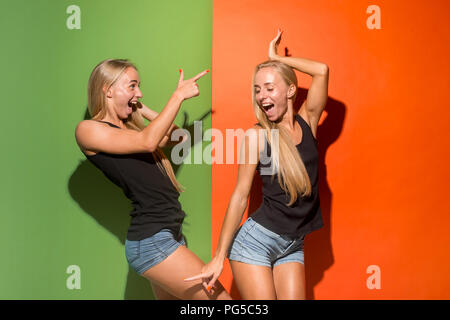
(186, 30), (329, 299)
(75, 59), (230, 300)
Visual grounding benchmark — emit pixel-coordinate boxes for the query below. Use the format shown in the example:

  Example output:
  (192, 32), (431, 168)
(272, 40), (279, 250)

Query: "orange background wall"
(212, 0), (450, 299)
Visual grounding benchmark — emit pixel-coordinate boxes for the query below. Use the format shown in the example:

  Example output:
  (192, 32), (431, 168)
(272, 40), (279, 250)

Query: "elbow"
(147, 142), (158, 153)
(238, 196), (249, 210)
(142, 129), (159, 152)
(320, 64), (329, 76)
(146, 138), (158, 153)
(232, 191), (250, 211)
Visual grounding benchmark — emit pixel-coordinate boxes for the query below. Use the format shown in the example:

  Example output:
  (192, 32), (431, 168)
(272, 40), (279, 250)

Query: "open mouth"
(128, 99), (141, 110)
(261, 103), (274, 112)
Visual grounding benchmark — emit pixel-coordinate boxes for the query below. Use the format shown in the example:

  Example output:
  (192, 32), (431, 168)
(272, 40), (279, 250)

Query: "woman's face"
(254, 67), (290, 122)
(107, 67), (143, 119)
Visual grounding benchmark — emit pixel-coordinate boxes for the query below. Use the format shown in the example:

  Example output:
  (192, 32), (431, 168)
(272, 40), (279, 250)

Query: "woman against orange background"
(186, 30), (329, 299)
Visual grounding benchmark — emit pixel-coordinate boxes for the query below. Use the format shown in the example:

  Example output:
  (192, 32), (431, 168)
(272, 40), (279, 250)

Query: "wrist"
(214, 250), (227, 261)
(173, 89), (185, 103)
(269, 53), (282, 61)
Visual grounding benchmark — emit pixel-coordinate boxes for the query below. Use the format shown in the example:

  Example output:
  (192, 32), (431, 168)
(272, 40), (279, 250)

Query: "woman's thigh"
(150, 281), (180, 300)
(272, 262), (305, 300)
(142, 245), (231, 300)
(230, 260), (277, 300)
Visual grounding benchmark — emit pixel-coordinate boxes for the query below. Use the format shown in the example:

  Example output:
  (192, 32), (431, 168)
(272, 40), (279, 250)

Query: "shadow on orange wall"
(302, 92), (346, 300)
(226, 89), (347, 299)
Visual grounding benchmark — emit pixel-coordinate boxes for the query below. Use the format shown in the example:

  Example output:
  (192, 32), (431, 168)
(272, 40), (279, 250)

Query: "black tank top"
(251, 114), (323, 239)
(84, 121), (185, 241)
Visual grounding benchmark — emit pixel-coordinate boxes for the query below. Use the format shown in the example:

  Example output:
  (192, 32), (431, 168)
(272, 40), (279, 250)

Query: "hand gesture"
(175, 69), (209, 101)
(184, 256), (224, 294)
(268, 29), (283, 60)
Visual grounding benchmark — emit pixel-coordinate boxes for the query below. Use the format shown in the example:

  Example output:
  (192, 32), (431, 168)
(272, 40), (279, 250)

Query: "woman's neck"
(101, 106), (126, 128)
(277, 103), (296, 131)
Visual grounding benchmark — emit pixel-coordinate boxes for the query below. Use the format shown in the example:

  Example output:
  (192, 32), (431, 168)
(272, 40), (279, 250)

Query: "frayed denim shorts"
(228, 217), (305, 268)
(125, 229), (186, 275)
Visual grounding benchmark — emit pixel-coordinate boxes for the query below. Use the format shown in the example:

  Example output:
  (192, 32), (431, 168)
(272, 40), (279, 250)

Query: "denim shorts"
(125, 228), (186, 275)
(228, 217), (305, 267)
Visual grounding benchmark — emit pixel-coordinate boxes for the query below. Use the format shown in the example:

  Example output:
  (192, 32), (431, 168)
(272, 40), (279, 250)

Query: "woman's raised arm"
(269, 29), (329, 135)
(76, 69), (207, 154)
(137, 102), (187, 148)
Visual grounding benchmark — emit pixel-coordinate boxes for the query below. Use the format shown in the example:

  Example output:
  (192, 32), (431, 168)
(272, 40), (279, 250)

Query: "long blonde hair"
(252, 60), (311, 205)
(87, 59), (184, 193)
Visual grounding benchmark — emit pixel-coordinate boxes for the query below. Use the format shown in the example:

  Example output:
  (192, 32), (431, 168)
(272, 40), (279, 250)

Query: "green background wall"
(0, 0), (212, 299)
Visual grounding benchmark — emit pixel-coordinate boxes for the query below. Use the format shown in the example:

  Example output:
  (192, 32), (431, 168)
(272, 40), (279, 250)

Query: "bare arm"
(184, 127), (264, 291)
(214, 138), (259, 260)
(75, 69), (207, 154)
(138, 102), (187, 148)
(269, 30), (329, 137)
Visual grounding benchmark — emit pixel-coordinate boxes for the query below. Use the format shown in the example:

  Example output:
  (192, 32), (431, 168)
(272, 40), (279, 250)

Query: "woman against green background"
(75, 59), (230, 300)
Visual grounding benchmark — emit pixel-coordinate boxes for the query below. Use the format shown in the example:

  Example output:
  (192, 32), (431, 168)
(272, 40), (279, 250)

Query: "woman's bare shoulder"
(76, 119), (101, 130)
(75, 120), (105, 155)
(75, 119), (113, 134)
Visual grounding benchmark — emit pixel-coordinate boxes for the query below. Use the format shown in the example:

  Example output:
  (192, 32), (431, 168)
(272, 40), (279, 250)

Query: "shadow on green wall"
(68, 108), (210, 299)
